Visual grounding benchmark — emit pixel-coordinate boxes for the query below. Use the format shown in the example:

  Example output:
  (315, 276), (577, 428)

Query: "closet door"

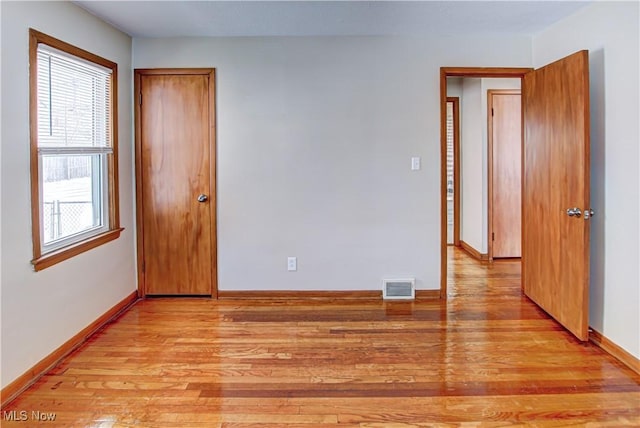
(135, 69), (217, 296)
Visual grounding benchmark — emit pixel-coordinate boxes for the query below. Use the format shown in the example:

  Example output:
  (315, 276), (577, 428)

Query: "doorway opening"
(441, 52), (592, 342)
(439, 68), (531, 298)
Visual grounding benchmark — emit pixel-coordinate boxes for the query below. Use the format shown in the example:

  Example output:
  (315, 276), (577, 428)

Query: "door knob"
(197, 194), (208, 203)
(566, 207), (582, 218)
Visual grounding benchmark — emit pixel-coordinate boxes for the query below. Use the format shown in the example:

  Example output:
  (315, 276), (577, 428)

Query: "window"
(30, 29), (122, 271)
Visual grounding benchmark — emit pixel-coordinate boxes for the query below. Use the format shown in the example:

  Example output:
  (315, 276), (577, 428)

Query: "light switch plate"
(411, 157), (421, 170)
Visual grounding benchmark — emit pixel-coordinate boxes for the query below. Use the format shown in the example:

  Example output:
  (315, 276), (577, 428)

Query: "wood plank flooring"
(3, 247), (639, 426)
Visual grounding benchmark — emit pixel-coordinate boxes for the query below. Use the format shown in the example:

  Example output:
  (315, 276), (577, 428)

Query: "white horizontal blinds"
(37, 43), (112, 153)
(446, 101), (454, 201)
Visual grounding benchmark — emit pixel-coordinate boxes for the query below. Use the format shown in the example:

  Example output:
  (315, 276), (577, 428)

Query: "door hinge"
(141, 261), (145, 273)
(492, 232), (495, 241)
(491, 108), (494, 116)
(139, 93), (142, 105)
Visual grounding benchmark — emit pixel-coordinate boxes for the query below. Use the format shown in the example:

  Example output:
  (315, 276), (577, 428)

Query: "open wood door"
(522, 51), (591, 340)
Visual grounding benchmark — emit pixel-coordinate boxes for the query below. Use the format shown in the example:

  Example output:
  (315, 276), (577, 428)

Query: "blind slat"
(39, 146), (113, 155)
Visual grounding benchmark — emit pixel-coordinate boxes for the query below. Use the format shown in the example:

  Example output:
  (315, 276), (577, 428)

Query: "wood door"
(136, 69), (216, 296)
(522, 51), (590, 340)
(489, 91), (521, 258)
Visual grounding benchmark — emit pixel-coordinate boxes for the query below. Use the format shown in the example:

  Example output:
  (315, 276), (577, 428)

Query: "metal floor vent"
(382, 278), (415, 300)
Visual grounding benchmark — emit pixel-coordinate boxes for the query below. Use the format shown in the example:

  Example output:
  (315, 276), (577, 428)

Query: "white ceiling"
(73, 1), (591, 38)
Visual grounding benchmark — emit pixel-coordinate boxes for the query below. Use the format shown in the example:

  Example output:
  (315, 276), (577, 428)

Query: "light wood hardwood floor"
(2, 247), (639, 426)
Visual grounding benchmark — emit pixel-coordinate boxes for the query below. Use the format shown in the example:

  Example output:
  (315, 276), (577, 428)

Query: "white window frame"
(38, 152), (110, 253)
(29, 29), (122, 271)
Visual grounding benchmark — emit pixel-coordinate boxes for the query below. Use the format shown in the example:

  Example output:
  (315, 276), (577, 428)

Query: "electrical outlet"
(287, 257), (297, 271)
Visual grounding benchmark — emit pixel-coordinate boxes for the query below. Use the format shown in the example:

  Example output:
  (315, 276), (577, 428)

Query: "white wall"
(459, 78), (520, 254)
(0, 1), (136, 388)
(533, 1), (640, 359)
(460, 78), (483, 251)
(134, 35), (531, 292)
(447, 77), (463, 98)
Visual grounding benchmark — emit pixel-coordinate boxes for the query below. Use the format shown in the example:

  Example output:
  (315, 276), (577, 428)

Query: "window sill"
(32, 228), (124, 272)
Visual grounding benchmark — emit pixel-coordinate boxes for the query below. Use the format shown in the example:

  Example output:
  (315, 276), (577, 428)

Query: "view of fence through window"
(41, 155), (100, 244)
